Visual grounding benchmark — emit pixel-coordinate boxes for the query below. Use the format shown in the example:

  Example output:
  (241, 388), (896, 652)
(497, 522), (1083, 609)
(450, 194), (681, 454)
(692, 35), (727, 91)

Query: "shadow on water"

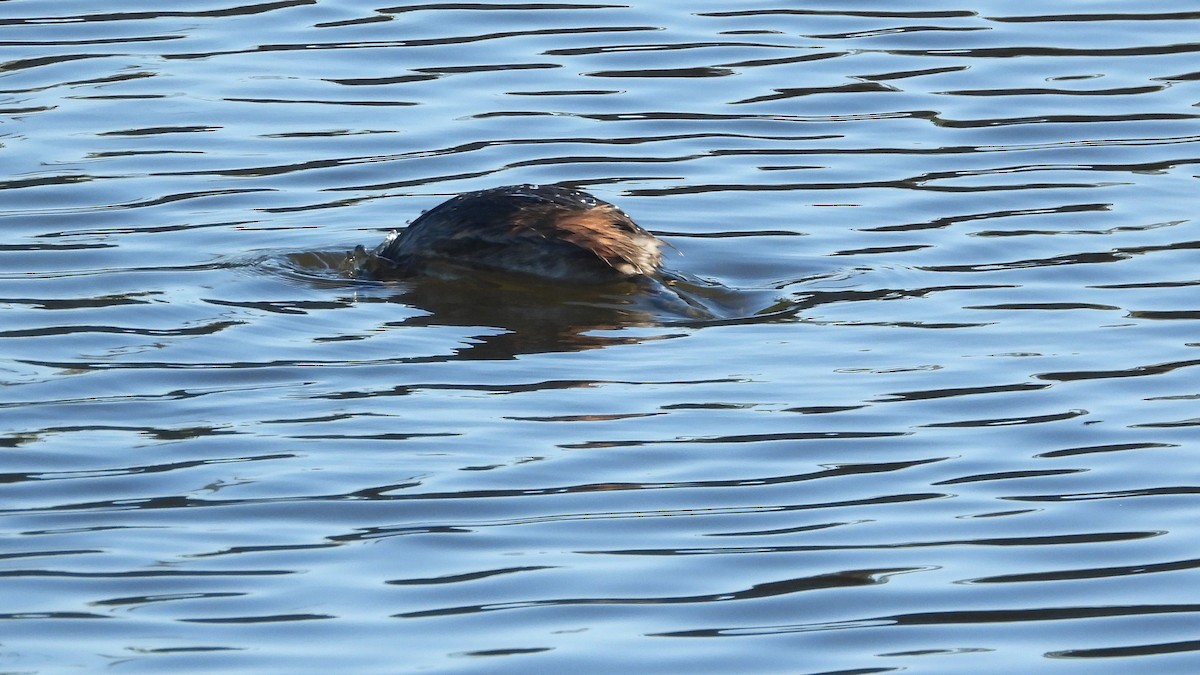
(268, 247), (801, 358)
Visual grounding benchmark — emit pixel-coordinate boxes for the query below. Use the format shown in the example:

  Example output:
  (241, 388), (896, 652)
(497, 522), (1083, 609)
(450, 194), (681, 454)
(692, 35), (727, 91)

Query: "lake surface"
(3, 1), (1200, 673)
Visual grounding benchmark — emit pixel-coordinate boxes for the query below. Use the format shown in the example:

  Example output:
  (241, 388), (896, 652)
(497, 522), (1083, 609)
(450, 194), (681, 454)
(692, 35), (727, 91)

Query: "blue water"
(3, 2), (1200, 673)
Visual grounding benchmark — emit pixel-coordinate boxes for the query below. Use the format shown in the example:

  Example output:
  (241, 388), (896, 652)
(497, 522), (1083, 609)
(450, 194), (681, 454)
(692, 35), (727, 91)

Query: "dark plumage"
(369, 184), (662, 283)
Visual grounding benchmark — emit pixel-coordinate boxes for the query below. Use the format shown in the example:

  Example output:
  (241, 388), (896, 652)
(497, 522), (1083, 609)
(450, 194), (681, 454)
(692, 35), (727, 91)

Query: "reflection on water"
(283, 249), (692, 357)
(3, 1), (1200, 673)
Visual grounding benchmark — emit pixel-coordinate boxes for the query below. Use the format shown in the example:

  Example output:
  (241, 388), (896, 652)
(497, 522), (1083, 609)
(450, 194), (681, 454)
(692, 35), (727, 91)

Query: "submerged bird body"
(369, 184), (662, 283)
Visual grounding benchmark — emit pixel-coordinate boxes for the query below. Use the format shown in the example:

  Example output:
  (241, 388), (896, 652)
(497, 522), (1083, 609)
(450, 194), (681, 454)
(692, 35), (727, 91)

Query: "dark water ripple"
(3, 1), (1200, 673)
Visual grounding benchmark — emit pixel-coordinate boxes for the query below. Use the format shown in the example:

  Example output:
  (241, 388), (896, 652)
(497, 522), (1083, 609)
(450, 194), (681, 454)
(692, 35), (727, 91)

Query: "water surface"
(3, 2), (1200, 673)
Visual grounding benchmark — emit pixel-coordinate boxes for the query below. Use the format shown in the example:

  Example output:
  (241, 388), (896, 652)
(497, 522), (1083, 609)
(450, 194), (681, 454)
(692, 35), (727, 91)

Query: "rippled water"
(3, 2), (1200, 673)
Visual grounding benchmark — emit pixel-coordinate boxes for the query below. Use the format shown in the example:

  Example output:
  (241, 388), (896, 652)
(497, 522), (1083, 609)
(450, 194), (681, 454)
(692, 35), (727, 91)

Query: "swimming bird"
(365, 184), (663, 283)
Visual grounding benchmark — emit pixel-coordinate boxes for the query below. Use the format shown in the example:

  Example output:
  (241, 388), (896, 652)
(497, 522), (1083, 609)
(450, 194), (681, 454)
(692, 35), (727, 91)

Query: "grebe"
(365, 184), (663, 283)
